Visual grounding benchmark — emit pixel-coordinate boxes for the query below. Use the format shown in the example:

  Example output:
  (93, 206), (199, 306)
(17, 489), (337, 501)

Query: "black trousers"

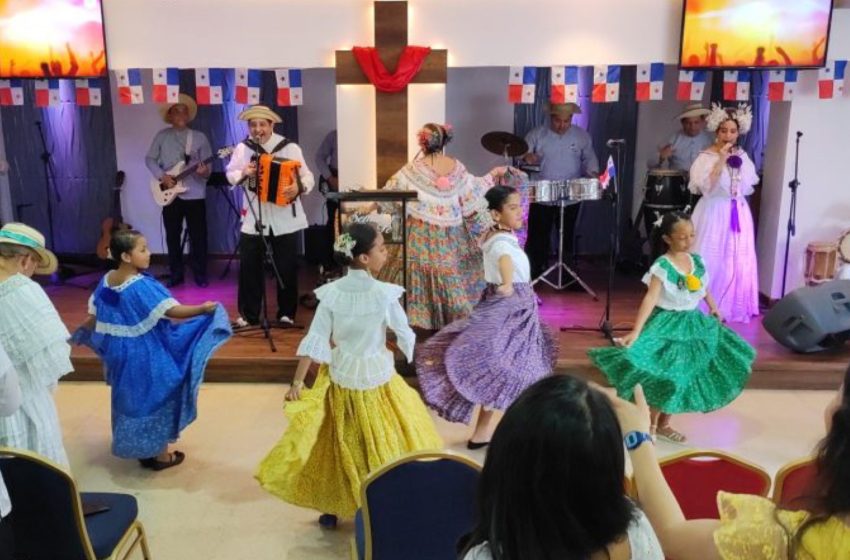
(162, 198), (208, 282)
(524, 202), (581, 278)
(238, 231), (299, 323)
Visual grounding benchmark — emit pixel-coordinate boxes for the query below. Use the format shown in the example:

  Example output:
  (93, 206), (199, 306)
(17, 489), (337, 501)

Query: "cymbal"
(481, 131), (528, 157)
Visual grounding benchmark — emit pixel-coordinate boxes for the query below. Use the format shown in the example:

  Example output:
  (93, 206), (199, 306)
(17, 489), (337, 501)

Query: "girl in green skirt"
(588, 211), (755, 443)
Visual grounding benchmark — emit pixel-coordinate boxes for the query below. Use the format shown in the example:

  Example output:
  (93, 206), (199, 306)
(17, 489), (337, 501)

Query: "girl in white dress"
(688, 103), (759, 323)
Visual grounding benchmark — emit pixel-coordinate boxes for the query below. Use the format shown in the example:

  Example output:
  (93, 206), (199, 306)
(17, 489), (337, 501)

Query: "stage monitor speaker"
(763, 280), (850, 353)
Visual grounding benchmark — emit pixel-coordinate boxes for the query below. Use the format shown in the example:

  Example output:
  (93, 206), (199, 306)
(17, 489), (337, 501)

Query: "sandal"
(656, 425), (687, 444)
(139, 450), (185, 471)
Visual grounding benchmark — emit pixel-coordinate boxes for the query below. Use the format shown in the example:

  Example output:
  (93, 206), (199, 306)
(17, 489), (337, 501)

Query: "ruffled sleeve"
(457, 164), (495, 241)
(296, 302), (333, 364)
(642, 257), (668, 287)
(713, 492), (807, 560)
(91, 275), (178, 338)
(688, 151), (718, 195)
(379, 167), (420, 213)
(385, 297), (416, 363)
(738, 151), (758, 196)
(0, 345), (21, 417)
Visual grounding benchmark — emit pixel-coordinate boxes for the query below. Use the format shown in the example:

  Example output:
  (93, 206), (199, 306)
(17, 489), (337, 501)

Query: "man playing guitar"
(145, 93), (211, 287)
(225, 105), (315, 328)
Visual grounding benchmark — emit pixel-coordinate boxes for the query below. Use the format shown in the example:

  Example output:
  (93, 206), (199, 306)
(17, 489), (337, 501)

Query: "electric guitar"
(150, 146), (234, 207)
(96, 171), (130, 260)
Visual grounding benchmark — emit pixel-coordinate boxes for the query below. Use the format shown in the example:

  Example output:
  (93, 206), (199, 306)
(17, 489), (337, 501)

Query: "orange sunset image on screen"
(0, 0), (106, 78)
(680, 0), (832, 68)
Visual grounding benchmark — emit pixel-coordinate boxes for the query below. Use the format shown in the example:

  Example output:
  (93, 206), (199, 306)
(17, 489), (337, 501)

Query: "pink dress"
(688, 149), (759, 323)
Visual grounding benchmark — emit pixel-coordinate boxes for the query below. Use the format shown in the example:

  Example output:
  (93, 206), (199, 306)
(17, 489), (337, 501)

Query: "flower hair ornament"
(417, 123), (454, 153)
(334, 233), (357, 259)
(705, 102), (753, 135)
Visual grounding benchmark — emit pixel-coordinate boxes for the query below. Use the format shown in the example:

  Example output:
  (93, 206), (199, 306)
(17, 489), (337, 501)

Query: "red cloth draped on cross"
(352, 46), (432, 92)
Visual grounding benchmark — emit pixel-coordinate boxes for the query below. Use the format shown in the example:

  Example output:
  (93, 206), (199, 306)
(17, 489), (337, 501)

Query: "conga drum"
(642, 169), (690, 236)
(805, 242), (838, 285)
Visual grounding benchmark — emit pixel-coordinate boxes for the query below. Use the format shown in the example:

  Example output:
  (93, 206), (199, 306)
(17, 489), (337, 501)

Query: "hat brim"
(548, 102), (582, 116)
(238, 107), (282, 124)
(0, 240), (57, 275)
(677, 109), (711, 120)
(158, 94), (198, 123)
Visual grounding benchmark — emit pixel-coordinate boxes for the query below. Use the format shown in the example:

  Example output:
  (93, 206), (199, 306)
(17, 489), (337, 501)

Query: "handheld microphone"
(606, 138), (626, 147)
(796, 131), (803, 138)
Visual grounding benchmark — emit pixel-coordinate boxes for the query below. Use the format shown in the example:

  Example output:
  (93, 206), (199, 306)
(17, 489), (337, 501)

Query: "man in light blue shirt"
(146, 94), (212, 287)
(522, 103), (599, 278)
(650, 103), (713, 172)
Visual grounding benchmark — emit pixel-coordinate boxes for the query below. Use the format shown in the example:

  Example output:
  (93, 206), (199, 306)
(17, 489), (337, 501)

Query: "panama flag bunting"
(152, 68), (179, 103)
(677, 70), (707, 101)
(723, 70), (751, 101)
(0, 79), (24, 106)
(592, 65), (620, 103)
(636, 63), (664, 101)
(508, 66), (537, 104)
(75, 79), (102, 106)
(195, 68), (224, 105)
(550, 66), (579, 104)
(34, 79), (61, 107)
(818, 60), (848, 99)
(235, 68), (261, 104)
(767, 69), (798, 102)
(114, 69), (144, 104)
(275, 68), (303, 106)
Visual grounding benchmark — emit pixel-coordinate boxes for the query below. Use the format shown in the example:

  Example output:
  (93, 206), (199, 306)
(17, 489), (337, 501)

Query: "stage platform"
(51, 260), (849, 390)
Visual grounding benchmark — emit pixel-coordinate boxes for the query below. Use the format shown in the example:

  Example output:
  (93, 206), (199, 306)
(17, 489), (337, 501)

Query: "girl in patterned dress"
(73, 230), (231, 470)
(417, 186), (557, 448)
(359, 123), (509, 330)
(588, 211), (755, 443)
(256, 223), (441, 528)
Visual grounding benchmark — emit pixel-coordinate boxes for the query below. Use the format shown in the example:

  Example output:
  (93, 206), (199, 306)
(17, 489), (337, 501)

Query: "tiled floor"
(55, 382), (834, 560)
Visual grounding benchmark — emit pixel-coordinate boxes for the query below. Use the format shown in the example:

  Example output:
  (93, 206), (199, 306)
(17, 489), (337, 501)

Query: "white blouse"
(482, 232), (531, 284)
(296, 269), (416, 390)
(463, 507), (663, 559)
(688, 149), (758, 200)
(643, 254), (709, 311)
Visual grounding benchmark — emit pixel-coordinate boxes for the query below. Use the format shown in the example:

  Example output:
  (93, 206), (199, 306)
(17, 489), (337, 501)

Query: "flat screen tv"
(0, 0), (108, 79)
(679, 0), (834, 70)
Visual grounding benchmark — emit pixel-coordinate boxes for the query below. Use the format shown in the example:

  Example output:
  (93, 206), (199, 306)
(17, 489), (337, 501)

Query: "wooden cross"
(335, 1), (447, 186)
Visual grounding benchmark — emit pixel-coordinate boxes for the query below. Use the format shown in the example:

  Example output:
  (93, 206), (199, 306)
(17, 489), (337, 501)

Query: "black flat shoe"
(138, 451), (185, 471)
(466, 440), (490, 450)
(318, 513), (338, 529)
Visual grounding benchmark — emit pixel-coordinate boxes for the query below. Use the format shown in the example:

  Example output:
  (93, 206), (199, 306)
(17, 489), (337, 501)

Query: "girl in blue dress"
(73, 230), (231, 470)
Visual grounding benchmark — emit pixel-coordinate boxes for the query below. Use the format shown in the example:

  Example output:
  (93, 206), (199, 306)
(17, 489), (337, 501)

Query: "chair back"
(773, 457), (818, 511)
(359, 451), (481, 560)
(0, 448), (94, 559)
(656, 450), (771, 519)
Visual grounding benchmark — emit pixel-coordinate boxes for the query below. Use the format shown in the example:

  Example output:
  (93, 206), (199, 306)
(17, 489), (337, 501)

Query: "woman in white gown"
(688, 103), (759, 324)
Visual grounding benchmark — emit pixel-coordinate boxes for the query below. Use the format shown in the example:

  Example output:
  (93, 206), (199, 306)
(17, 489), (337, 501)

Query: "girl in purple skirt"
(417, 185), (558, 448)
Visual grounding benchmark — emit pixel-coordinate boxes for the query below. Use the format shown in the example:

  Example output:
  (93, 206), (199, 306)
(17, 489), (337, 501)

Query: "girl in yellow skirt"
(256, 222), (442, 528)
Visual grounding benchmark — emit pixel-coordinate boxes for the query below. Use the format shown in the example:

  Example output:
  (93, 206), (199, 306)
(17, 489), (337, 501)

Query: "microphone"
(796, 131), (803, 138)
(606, 138), (626, 147)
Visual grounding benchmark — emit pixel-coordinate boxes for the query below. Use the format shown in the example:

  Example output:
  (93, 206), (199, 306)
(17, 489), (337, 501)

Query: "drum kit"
(481, 131), (599, 297)
(636, 168), (699, 240)
(805, 229), (850, 284)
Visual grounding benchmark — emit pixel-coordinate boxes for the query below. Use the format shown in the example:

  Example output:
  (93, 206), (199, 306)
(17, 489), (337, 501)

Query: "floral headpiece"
(333, 233), (357, 259)
(705, 102), (752, 135)
(417, 123), (454, 153)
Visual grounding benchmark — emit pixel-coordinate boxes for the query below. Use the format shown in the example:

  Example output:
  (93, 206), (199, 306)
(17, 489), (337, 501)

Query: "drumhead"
(648, 168), (689, 177)
(839, 229), (850, 262)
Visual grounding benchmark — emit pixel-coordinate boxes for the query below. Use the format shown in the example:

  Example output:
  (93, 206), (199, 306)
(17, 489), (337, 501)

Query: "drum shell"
(805, 242), (839, 285)
(644, 169), (690, 207)
(528, 180), (567, 204)
(566, 178), (603, 201)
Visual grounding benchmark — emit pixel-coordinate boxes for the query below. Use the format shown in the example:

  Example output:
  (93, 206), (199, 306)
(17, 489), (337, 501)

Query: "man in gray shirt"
(522, 103), (599, 278)
(145, 94), (212, 287)
(650, 103), (713, 172)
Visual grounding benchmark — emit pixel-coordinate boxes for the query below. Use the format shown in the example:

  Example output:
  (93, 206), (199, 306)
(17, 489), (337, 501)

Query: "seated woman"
(460, 375), (663, 559)
(608, 364), (850, 559)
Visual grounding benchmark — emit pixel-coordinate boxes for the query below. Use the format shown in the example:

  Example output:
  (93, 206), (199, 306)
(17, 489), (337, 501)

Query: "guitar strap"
(184, 130), (194, 164)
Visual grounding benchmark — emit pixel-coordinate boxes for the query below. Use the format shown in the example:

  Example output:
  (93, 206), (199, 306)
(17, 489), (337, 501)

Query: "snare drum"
(644, 169), (690, 208)
(566, 178), (603, 201)
(805, 242), (838, 285)
(528, 180), (568, 204)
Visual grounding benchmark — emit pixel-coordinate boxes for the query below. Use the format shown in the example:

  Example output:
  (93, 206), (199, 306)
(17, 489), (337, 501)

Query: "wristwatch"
(624, 430), (653, 451)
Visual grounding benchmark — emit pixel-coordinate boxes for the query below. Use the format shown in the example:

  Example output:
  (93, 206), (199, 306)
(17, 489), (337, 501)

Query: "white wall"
(758, 9), (850, 299)
(103, 0), (682, 69)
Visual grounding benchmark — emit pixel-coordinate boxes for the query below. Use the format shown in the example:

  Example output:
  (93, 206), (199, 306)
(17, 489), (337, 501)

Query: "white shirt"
(296, 269), (416, 390)
(0, 344), (21, 518)
(464, 508), (663, 560)
(225, 133), (316, 236)
(643, 254), (709, 311)
(483, 232), (530, 284)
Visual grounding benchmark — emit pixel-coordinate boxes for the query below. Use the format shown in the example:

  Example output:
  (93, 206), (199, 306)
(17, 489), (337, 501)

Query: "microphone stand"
(781, 131), (802, 297)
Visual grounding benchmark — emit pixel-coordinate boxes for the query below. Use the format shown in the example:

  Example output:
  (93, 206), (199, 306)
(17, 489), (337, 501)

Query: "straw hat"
(677, 103), (711, 120)
(238, 105), (282, 124)
(548, 102), (582, 118)
(0, 223), (58, 275)
(158, 93), (198, 123)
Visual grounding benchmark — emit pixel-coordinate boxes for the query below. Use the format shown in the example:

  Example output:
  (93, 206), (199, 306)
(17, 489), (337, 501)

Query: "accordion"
(256, 154), (303, 207)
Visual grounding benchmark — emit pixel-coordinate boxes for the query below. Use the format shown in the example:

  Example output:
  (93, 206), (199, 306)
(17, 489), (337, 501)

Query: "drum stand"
(532, 200), (598, 299)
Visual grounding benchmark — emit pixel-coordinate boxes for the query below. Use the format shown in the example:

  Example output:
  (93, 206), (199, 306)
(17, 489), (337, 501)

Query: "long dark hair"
(790, 363), (850, 557)
(650, 210), (691, 261)
(461, 375), (636, 560)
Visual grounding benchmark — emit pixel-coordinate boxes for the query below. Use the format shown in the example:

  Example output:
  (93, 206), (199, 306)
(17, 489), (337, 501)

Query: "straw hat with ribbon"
(238, 105), (282, 124)
(158, 93), (198, 124)
(547, 102), (582, 118)
(0, 222), (58, 275)
(676, 103), (711, 120)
